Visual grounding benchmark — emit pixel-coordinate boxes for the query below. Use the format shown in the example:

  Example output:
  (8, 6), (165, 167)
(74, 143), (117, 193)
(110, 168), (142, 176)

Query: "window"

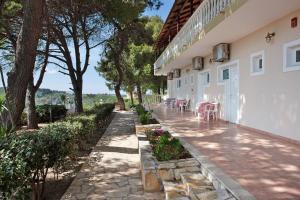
(218, 67), (229, 84)
(176, 79), (181, 88)
(296, 49), (300, 63)
(223, 69), (229, 80)
(217, 60), (239, 85)
(250, 50), (265, 76)
(283, 39), (300, 72)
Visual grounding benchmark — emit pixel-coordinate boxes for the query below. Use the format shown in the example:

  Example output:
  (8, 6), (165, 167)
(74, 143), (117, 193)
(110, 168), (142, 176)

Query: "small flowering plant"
(145, 128), (191, 161)
(145, 129), (169, 145)
(153, 129), (166, 136)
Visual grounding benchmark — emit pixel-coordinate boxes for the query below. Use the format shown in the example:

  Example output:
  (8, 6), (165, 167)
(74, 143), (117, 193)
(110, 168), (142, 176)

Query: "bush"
(135, 104), (147, 115)
(0, 123), (76, 199)
(36, 104), (67, 123)
(0, 103), (115, 199)
(94, 103), (115, 123)
(139, 112), (151, 125)
(146, 129), (191, 161)
(64, 103), (114, 149)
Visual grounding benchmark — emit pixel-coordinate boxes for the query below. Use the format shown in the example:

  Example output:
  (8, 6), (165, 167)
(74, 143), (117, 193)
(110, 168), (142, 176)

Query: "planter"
(133, 113), (161, 134)
(137, 131), (200, 192)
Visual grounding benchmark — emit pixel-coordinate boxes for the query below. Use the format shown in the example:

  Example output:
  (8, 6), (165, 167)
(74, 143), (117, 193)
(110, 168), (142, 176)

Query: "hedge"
(36, 104), (67, 123)
(0, 103), (115, 199)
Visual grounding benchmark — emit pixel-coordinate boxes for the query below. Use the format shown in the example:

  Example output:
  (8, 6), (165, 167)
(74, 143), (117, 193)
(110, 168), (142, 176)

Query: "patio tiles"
(61, 111), (164, 200)
(151, 104), (300, 200)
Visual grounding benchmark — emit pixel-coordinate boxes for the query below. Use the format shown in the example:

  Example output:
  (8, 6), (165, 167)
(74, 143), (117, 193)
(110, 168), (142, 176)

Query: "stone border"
(151, 112), (256, 200)
(133, 111), (162, 134)
(137, 130), (201, 193)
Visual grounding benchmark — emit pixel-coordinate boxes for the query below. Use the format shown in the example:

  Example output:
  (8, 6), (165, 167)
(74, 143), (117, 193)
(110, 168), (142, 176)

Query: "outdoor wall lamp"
(265, 32), (275, 43)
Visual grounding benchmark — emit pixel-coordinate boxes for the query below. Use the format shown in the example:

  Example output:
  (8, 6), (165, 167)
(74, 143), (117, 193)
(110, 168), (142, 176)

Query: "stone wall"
(137, 130), (201, 192)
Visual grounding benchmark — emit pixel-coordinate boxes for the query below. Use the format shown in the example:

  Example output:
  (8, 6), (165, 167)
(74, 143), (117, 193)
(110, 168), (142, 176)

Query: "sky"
(0, 0), (174, 94)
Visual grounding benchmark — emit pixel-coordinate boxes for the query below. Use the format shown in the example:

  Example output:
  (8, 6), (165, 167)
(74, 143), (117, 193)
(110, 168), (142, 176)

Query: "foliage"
(0, 94), (11, 137)
(135, 104), (157, 124)
(146, 130), (191, 161)
(64, 103), (114, 149)
(36, 104), (67, 123)
(0, 102), (115, 199)
(135, 104), (147, 115)
(139, 112), (151, 125)
(0, 124), (75, 199)
(94, 103), (115, 123)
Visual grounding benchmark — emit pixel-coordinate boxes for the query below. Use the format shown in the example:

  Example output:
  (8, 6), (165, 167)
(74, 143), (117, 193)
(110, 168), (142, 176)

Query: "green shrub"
(0, 123), (76, 199)
(139, 112), (151, 125)
(145, 130), (190, 162)
(135, 104), (147, 115)
(64, 114), (96, 142)
(95, 103), (115, 123)
(36, 104), (67, 123)
(0, 103), (115, 199)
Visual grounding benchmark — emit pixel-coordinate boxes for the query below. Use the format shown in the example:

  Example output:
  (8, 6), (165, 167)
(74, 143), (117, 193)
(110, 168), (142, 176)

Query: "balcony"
(154, 0), (241, 74)
(154, 0), (300, 75)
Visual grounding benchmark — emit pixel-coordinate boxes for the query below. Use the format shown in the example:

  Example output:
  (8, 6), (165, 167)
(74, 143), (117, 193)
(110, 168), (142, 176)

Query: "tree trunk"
(26, 75), (39, 129)
(137, 84), (142, 104)
(129, 91), (134, 105)
(74, 80), (83, 113)
(5, 0), (45, 128)
(114, 85), (125, 110)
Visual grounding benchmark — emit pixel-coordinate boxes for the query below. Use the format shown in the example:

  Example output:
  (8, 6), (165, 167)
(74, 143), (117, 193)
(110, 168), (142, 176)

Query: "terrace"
(149, 103), (300, 200)
(154, 0), (300, 75)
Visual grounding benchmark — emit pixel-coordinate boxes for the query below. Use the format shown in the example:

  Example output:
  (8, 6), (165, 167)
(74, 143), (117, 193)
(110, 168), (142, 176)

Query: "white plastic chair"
(181, 99), (190, 112)
(204, 103), (219, 121)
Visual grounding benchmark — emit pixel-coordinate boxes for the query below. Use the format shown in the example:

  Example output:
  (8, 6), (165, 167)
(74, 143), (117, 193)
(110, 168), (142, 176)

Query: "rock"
(163, 181), (188, 200)
(181, 173), (212, 190)
(196, 191), (218, 200)
(158, 162), (176, 169)
(176, 159), (199, 168)
(174, 167), (201, 180)
(158, 169), (175, 181)
(142, 170), (161, 192)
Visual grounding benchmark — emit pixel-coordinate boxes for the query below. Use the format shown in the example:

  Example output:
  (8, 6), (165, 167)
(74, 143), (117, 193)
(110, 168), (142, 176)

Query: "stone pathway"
(61, 111), (164, 200)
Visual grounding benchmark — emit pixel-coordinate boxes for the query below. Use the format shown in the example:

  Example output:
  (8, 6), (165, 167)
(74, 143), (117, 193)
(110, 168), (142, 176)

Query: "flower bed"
(146, 129), (191, 161)
(133, 104), (161, 134)
(137, 128), (200, 192)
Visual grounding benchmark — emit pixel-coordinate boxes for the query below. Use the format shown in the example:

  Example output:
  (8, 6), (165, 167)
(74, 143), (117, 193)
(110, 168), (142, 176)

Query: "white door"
(224, 65), (239, 123)
(196, 72), (205, 107)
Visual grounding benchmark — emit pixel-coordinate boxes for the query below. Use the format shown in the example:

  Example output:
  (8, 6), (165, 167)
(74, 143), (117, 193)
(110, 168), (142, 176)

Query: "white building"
(154, 0), (300, 141)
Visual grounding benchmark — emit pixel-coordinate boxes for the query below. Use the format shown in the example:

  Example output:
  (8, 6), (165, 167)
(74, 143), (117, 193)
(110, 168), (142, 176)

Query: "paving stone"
(158, 162), (176, 169)
(176, 159), (199, 168)
(196, 191), (218, 200)
(61, 112), (164, 200)
(174, 167), (201, 180)
(163, 181), (188, 200)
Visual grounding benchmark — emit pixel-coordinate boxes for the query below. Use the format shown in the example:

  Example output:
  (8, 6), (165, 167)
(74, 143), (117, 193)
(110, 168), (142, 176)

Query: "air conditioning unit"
(173, 69), (181, 78)
(167, 72), (174, 80)
(192, 56), (204, 70)
(213, 43), (230, 62)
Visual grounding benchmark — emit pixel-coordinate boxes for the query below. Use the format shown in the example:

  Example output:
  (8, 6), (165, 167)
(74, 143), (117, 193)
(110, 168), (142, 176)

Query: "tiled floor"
(151, 104), (300, 200)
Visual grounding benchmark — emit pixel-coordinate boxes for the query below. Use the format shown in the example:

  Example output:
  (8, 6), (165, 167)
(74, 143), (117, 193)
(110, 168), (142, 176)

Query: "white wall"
(167, 9), (300, 141)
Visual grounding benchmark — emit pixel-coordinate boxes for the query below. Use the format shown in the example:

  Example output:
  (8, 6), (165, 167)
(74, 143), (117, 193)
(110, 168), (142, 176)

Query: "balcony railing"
(154, 0), (233, 72)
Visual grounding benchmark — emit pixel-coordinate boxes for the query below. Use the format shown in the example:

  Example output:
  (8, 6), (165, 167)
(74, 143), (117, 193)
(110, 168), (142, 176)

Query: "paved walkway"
(151, 104), (300, 200)
(61, 111), (164, 200)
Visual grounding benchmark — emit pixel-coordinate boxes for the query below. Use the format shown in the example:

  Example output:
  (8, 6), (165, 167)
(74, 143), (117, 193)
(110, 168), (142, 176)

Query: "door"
(196, 72), (205, 107)
(224, 64), (239, 123)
